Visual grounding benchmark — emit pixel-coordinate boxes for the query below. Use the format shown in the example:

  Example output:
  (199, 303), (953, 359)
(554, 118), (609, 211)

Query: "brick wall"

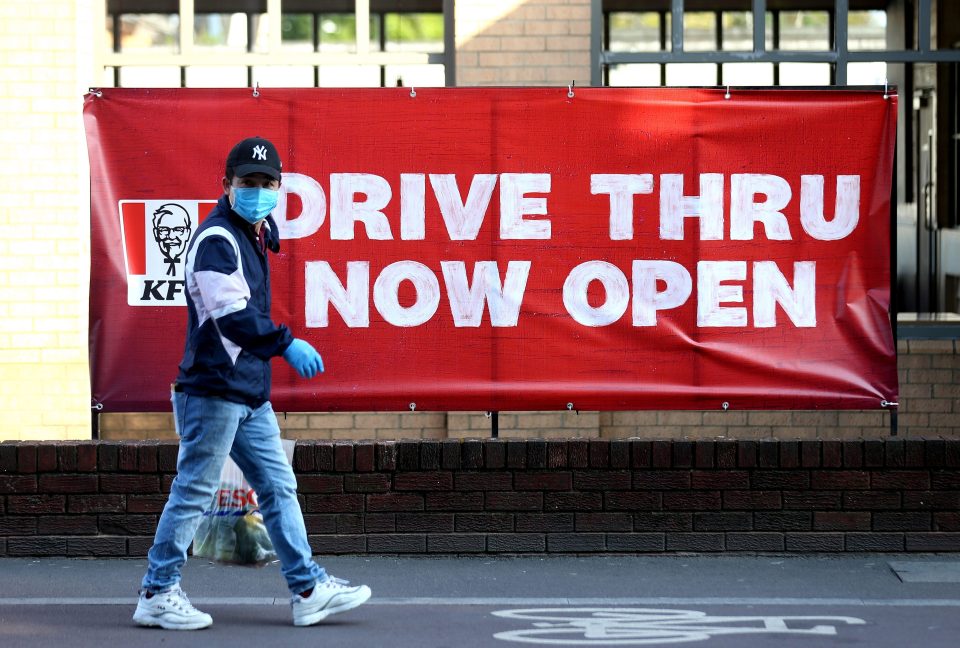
(0, 0), (93, 440)
(97, 341), (960, 441)
(455, 0), (591, 86)
(1, 438), (958, 556)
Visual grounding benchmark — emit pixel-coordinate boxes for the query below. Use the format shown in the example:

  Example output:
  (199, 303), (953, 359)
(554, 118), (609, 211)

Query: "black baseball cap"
(226, 137), (282, 180)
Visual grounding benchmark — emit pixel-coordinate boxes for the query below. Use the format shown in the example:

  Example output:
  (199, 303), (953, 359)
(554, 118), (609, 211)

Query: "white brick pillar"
(454, 0), (592, 86)
(0, 0), (95, 439)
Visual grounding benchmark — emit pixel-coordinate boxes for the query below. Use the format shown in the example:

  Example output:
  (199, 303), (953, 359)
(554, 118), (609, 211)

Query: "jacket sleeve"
(190, 235), (294, 360)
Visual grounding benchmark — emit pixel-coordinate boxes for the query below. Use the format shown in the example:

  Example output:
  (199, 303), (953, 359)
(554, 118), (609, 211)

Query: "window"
(100, 1), (448, 89)
(599, 0), (960, 325)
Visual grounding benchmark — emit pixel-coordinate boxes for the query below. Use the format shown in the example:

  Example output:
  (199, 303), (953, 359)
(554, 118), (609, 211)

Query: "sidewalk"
(1, 554), (959, 647)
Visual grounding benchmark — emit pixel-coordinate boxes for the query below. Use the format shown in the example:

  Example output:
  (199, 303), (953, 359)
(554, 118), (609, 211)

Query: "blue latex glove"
(282, 339), (324, 378)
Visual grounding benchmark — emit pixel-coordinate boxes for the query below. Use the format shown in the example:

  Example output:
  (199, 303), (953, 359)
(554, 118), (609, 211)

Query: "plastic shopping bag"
(192, 439), (296, 566)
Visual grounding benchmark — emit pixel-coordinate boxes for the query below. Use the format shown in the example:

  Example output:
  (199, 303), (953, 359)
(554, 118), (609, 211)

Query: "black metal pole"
(491, 411), (499, 438)
(890, 123), (899, 437)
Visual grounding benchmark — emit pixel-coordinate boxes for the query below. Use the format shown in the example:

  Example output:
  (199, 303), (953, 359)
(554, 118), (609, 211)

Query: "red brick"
(17, 445), (36, 473)
(672, 441), (693, 468)
(455, 472), (512, 491)
(505, 441), (526, 468)
(663, 492), (721, 511)
(293, 443), (316, 472)
(574, 471), (631, 491)
(296, 474), (343, 493)
(604, 491), (660, 511)
(811, 470), (869, 490)
(633, 471), (690, 490)
(0, 444), (17, 472)
(377, 441), (398, 471)
(516, 513), (574, 533)
(8, 494), (66, 514)
(814, 511), (871, 531)
(37, 516), (99, 535)
(425, 492), (483, 511)
(872, 471), (930, 490)
(98, 443), (119, 471)
(365, 493), (423, 512)
(691, 471), (749, 490)
(0, 475), (37, 494)
(99, 515), (159, 535)
(873, 512), (932, 531)
(630, 441), (652, 468)
(486, 491), (543, 511)
(355, 442), (376, 472)
(589, 440), (610, 468)
(393, 472), (453, 491)
(544, 492), (603, 511)
(76, 444), (98, 472)
(514, 471), (571, 491)
(527, 440), (547, 468)
(843, 491), (901, 510)
(485, 440), (506, 469)
(821, 441), (842, 468)
(547, 441), (568, 468)
(343, 474), (391, 493)
(456, 513), (514, 533)
(304, 493), (364, 513)
(610, 441), (631, 469)
(716, 441), (737, 469)
(67, 537), (128, 557)
(126, 495), (169, 513)
(334, 443), (354, 471)
(801, 441), (821, 467)
(782, 491), (841, 510)
(652, 440), (673, 468)
(67, 494), (124, 514)
(462, 440), (484, 469)
(99, 474), (159, 494)
(634, 512), (693, 532)
(39, 474), (98, 494)
(576, 513), (632, 532)
(757, 440), (779, 468)
(117, 445), (137, 471)
(723, 491), (782, 510)
(843, 441), (864, 468)
(737, 441), (757, 468)
(36, 445), (58, 472)
(568, 439), (588, 468)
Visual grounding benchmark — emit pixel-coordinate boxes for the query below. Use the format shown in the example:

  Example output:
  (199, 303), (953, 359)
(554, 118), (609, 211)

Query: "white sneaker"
(133, 584), (213, 630)
(291, 576), (372, 627)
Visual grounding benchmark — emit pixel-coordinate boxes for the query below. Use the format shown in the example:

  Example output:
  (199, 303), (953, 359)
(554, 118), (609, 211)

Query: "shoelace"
(292, 576), (352, 605)
(162, 587), (200, 613)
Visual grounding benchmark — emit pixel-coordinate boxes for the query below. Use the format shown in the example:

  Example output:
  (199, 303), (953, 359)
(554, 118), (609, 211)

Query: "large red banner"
(84, 87), (897, 412)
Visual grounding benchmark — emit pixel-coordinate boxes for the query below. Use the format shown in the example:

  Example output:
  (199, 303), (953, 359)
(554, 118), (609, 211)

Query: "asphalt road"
(1, 555), (959, 647)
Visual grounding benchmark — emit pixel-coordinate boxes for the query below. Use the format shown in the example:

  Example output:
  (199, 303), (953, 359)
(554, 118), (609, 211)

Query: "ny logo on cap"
(252, 145), (267, 161)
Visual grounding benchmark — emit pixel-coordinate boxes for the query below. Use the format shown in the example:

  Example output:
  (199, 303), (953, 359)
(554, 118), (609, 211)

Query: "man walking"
(133, 137), (370, 630)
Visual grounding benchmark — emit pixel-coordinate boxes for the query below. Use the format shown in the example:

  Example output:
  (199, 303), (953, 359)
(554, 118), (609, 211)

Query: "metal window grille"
(96, 0), (453, 88)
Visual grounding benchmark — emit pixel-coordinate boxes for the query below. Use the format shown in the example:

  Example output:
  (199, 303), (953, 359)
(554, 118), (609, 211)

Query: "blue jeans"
(142, 393), (325, 595)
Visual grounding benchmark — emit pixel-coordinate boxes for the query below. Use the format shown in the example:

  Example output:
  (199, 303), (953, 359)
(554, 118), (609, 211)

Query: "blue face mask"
(230, 187), (279, 224)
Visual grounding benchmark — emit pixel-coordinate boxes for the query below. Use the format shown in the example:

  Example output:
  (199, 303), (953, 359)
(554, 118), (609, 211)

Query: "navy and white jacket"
(175, 194), (293, 407)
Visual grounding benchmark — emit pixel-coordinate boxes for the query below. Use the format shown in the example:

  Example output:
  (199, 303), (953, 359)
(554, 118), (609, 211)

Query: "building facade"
(1, 0), (958, 441)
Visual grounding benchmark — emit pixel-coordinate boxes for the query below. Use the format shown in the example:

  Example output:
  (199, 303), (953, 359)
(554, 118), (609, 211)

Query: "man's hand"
(282, 339), (325, 378)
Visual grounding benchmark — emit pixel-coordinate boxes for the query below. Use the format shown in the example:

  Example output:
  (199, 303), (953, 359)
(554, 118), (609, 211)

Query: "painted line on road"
(3, 596), (960, 607)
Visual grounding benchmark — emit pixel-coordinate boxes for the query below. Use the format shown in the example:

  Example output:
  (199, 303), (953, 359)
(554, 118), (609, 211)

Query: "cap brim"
(233, 163), (281, 180)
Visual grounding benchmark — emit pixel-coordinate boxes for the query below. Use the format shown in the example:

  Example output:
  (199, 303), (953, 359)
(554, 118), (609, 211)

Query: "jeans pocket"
(171, 392), (188, 440)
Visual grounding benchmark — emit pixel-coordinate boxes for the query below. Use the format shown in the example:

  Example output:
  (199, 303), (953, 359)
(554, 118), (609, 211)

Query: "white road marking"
(491, 608), (868, 645)
(1, 596), (960, 607)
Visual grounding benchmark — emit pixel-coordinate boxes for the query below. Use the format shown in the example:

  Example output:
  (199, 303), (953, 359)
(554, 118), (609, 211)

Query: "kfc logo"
(119, 200), (216, 305)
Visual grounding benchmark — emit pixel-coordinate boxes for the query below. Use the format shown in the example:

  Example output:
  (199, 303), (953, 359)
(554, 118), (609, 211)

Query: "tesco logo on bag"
(209, 488), (259, 515)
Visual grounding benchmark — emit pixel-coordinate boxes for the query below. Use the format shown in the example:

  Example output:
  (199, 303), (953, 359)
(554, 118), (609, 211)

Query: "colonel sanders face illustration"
(152, 204), (192, 276)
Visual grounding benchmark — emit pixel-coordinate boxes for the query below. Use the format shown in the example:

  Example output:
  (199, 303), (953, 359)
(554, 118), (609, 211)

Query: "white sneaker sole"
(133, 609), (213, 630)
(293, 586), (372, 627)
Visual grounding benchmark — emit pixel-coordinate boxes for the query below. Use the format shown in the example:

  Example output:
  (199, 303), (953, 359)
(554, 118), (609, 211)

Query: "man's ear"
(222, 176), (231, 194)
